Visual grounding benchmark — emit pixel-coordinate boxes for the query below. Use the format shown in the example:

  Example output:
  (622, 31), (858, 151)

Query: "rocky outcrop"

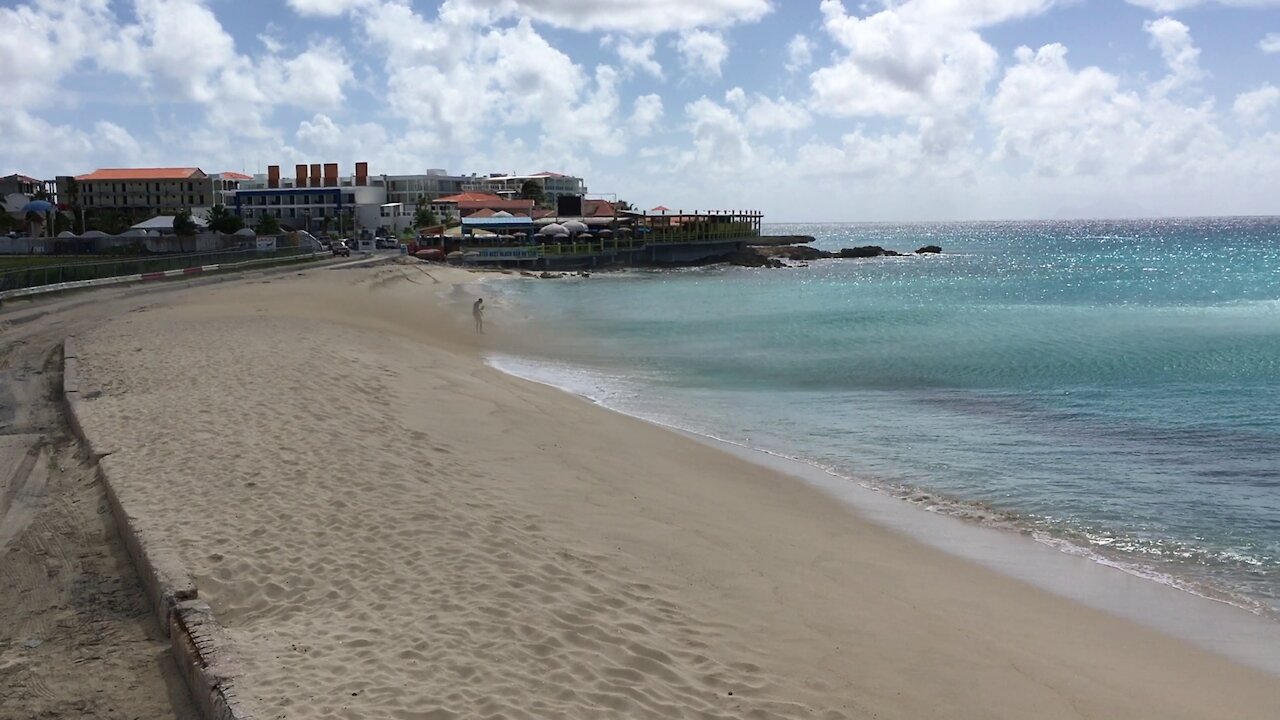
(837, 245), (888, 258)
(754, 245), (833, 261)
(915, 245), (942, 254)
(751, 235), (820, 247)
(726, 249), (784, 268)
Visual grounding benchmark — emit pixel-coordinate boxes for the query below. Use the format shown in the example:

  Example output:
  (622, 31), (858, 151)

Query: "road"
(0, 257), (384, 718)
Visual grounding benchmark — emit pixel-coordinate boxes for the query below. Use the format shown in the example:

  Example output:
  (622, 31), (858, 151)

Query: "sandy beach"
(66, 260), (1280, 719)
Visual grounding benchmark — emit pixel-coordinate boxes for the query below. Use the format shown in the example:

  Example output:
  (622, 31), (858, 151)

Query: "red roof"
(435, 192), (509, 203)
(76, 167), (205, 181)
(218, 171), (252, 180)
(650, 205), (670, 212)
(583, 199), (621, 217)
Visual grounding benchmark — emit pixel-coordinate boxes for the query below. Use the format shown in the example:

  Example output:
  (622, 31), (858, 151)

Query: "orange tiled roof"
(218, 171), (253, 180)
(435, 192), (507, 203)
(75, 167), (205, 181)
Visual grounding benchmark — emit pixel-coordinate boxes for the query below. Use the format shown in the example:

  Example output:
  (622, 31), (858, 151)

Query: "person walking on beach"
(473, 298), (484, 334)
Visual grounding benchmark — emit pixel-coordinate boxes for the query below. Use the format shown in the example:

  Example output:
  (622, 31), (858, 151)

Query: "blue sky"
(3, 0), (1279, 221)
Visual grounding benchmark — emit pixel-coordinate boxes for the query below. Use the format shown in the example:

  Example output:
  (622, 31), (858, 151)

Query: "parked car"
(375, 237), (399, 249)
(332, 241), (351, 257)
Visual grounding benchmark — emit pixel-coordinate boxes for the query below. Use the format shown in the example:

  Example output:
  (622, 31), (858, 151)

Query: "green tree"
(173, 209), (199, 236)
(255, 213), (280, 235)
(87, 209), (130, 235)
(414, 204), (439, 228)
(206, 204), (244, 234)
(518, 179), (545, 206)
(173, 210), (199, 252)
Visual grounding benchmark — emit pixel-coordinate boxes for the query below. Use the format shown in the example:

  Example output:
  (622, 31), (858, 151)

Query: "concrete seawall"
(62, 337), (259, 720)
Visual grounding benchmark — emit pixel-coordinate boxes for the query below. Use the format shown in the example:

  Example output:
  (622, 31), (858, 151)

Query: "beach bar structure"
(444, 210), (764, 268)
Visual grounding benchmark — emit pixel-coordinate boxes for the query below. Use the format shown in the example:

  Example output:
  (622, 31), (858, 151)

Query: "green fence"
(0, 247), (317, 294)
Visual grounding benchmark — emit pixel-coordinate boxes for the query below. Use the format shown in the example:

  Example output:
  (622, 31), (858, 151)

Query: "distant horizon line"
(761, 214), (1280, 225)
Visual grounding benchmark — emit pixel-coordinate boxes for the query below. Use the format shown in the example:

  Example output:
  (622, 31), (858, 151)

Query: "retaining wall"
(62, 338), (258, 720)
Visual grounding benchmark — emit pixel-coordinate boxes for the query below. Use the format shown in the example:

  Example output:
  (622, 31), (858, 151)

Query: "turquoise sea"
(484, 218), (1280, 619)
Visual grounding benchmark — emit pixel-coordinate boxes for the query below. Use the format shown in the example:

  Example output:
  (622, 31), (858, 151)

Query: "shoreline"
(485, 351), (1280, 676)
(67, 263), (1280, 717)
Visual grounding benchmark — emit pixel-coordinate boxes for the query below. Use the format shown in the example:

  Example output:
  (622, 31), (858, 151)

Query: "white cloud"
(0, 0), (137, 107)
(987, 43), (1225, 177)
(785, 34), (813, 73)
(610, 36), (663, 79)
(263, 42), (356, 110)
(1126, 0), (1280, 10)
(1233, 84), (1280, 125)
(809, 0), (1050, 118)
(684, 97), (758, 173)
(286, 0), (375, 16)
(677, 29), (730, 79)
(1261, 33), (1280, 53)
(438, 0), (771, 33)
(358, 5), (629, 158)
(745, 95), (812, 133)
(725, 87), (747, 109)
(1144, 16), (1203, 92)
(631, 94), (664, 136)
(0, 111), (145, 175)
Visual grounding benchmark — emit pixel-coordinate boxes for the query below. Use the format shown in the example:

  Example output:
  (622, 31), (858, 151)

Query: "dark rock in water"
(915, 245), (942, 254)
(751, 234), (819, 247)
(755, 245), (833, 261)
(883, 250), (902, 257)
(837, 245), (888, 258)
(727, 249), (784, 268)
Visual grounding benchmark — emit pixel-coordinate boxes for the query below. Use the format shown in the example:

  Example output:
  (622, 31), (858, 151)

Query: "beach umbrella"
(82, 230), (108, 238)
(597, 229), (614, 236)
(56, 230), (77, 238)
(539, 223), (566, 236)
(20, 200), (55, 215)
(562, 219), (588, 234)
(492, 210), (514, 218)
(234, 227), (256, 236)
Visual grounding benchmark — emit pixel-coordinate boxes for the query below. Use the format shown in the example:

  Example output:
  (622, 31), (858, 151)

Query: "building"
(377, 169), (470, 207)
(0, 173), (48, 198)
(62, 168), (217, 222)
(211, 172), (252, 209)
(2, 174), (58, 218)
(434, 192), (535, 219)
(470, 172), (587, 206)
(231, 162), (412, 235)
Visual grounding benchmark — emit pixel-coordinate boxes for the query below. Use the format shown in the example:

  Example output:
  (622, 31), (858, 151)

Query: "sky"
(2, 0), (1279, 221)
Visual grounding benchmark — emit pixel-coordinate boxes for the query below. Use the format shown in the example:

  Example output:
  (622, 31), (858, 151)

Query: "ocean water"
(483, 217), (1280, 619)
